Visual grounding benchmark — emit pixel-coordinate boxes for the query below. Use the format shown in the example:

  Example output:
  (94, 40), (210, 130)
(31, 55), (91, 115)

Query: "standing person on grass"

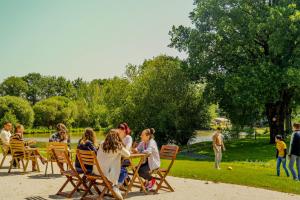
(212, 127), (225, 170)
(288, 123), (300, 181)
(133, 128), (160, 191)
(275, 135), (289, 177)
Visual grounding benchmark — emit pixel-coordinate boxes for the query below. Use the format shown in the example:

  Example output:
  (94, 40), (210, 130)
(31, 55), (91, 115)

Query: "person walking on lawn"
(212, 127), (226, 170)
(288, 123), (300, 181)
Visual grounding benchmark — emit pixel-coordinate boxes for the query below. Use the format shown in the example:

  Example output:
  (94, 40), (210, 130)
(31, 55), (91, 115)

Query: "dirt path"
(0, 156), (299, 200)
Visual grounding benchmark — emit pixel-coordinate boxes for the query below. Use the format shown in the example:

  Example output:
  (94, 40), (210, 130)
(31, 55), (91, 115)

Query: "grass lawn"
(1, 135), (300, 195)
(166, 136), (300, 195)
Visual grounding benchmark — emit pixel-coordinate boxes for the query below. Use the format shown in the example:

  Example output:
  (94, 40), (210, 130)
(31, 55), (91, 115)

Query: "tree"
(33, 96), (78, 127)
(123, 55), (210, 145)
(0, 96), (34, 127)
(0, 76), (28, 98)
(169, 0), (300, 143)
(23, 73), (44, 105)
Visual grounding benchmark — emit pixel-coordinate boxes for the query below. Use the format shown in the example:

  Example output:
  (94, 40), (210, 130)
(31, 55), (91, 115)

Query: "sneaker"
(113, 185), (123, 200)
(146, 178), (156, 191)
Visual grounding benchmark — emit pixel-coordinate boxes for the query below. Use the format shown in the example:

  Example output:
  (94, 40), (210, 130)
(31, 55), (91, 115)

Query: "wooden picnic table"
(124, 153), (149, 197)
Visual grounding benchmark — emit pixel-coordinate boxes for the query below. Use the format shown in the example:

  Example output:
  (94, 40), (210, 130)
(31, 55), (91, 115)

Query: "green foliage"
(122, 55), (211, 145)
(33, 96), (78, 127)
(169, 0), (300, 132)
(0, 76), (28, 98)
(0, 96), (34, 127)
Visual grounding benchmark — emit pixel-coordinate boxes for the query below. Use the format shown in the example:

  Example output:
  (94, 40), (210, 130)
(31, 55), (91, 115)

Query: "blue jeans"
(118, 166), (128, 184)
(276, 157), (289, 177)
(289, 155), (300, 180)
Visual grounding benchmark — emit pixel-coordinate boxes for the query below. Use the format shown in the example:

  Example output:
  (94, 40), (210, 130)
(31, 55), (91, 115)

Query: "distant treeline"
(0, 55), (214, 145)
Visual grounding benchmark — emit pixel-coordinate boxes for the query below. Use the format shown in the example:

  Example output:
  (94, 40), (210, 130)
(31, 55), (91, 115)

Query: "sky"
(0, 0), (194, 82)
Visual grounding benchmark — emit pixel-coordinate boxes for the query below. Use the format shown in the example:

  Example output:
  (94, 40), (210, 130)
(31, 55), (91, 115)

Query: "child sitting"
(134, 128), (160, 191)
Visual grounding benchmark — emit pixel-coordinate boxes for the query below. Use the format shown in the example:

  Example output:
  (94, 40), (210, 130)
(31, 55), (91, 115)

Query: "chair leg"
(68, 179), (81, 198)
(45, 161), (48, 176)
(16, 158), (21, 169)
(35, 158), (40, 172)
(57, 178), (70, 195)
(8, 159), (13, 173)
(51, 161), (54, 174)
(21, 159), (25, 172)
(24, 159), (29, 172)
(0, 154), (6, 168)
(82, 181), (93, 198)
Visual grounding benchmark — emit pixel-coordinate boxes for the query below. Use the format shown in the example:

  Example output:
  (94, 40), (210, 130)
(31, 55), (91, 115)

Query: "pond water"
(24, 131), (105, 143)
(24, 130), (214, 144)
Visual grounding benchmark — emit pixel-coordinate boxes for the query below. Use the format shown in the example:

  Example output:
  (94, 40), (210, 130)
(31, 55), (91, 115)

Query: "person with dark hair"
(288, 123), (300, 181)
(212, 127), (225, 169)
(94, 129), (130, 200)
(117, 123), (133, 186)
(75, 128), (98, 174)
(11, 124), (46, 171)
(275, 135), (289, 177)
(134, 128), (160, 191)
(117, 123), (132, 150)
(49, 123), (70, 148)
(0, 121), (12, 152)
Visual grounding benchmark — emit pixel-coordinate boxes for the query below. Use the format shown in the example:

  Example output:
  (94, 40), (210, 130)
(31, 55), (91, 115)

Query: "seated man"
(0, 121), (12, 153)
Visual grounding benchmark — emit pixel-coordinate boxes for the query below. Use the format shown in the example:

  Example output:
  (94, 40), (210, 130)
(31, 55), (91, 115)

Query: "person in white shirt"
(0, 121), (12, 151)
(94, 129), (130, 200)
(117, 123), (133, 186)
(134, 128), (160, 191)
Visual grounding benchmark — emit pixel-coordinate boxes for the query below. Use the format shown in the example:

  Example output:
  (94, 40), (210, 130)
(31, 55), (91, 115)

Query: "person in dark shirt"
(288, 123), (300, 181)
(49, 123), (71, 149)
(75, 128), (98, 174)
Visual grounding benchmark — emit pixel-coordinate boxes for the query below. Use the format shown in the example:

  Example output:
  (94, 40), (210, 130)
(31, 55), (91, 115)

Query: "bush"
(33, 96), (78, 128)
(0, 96), (34, 127)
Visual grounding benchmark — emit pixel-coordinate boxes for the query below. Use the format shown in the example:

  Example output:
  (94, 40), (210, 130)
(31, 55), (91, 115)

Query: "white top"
(137, 139), (160, 171)
(0, 129), (11, 147)
(123, 135), (133, 151)
(94, 143), (130, 185)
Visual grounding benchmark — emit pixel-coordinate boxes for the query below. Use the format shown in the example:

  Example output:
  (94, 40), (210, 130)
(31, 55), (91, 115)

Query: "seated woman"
(117, 123), (132, 186)
(134, 128), (160, 191)
(49, 123), (70, 149)
(10, 124), (47, 171)
(75, 128), (98, 173)
(94, 129), (130, 200)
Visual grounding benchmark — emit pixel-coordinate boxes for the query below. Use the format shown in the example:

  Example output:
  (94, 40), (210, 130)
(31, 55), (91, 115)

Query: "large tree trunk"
(266, 102), (285, 144)
(285, 106), (292, 137)
(266, 89), (293, 144)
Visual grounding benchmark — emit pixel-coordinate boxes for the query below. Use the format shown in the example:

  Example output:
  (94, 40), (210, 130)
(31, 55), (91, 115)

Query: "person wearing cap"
(288, 123), (300, 181)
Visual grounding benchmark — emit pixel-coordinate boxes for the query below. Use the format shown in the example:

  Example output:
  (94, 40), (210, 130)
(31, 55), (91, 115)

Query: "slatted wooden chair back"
(10, 140), (25, 159)
(51, 149), (71, 172)
(154, 145), (179, 193)
(45, 142), (68, 175)
(0, 139), (10, 168)
(76, 149), (98, 174)
(76, 149), (120, 199)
